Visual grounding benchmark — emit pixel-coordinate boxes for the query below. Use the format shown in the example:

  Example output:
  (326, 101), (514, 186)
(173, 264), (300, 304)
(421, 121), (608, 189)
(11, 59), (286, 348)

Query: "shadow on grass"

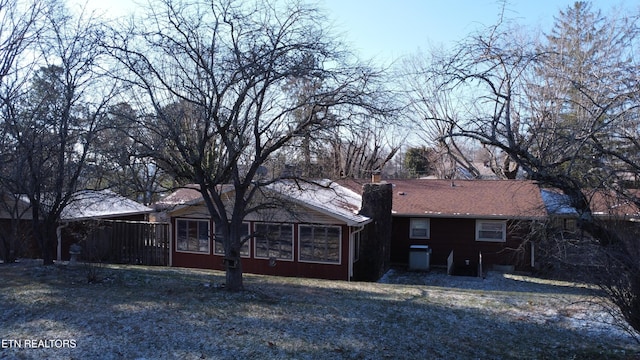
(0, 261), (638, 360)
(381, 266), (603, 296)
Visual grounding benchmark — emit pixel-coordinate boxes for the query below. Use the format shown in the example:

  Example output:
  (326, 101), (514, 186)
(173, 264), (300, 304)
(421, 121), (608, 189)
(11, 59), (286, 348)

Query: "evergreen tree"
(532, 1), (638, 186)
(403, 146), (435, 178)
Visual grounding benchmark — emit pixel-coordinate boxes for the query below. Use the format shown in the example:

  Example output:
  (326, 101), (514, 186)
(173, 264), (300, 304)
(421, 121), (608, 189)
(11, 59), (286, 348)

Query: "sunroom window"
(299, 225), (341, 264)
(176, 219), (210, 253)
(254, 223), (293, 261)
(214, 223), (250, 257)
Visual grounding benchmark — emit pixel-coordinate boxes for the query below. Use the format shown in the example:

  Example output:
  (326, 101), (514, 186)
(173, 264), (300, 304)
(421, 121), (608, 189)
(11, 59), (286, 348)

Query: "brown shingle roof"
(589, 190), (640, 218)
(341, 179), (546, 219)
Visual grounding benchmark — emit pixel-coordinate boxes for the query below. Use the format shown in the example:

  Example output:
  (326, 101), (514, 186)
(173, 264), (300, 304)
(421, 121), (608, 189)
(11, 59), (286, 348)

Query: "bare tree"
(404, 1), (640, 332)
(327, 125), (400, 179)
(107, 0), (389, 290)
(8, 4), (115, 265)
(399, 3), (526, 180)
(270, 112), (401, 180)
(399, 50), (491, 179)
(89, 102), (172, 205)
(0, 0), (43, 81)
(279, 57), (402, 180)
(0, 0), (45, 262)
(404, 4), (639, 219)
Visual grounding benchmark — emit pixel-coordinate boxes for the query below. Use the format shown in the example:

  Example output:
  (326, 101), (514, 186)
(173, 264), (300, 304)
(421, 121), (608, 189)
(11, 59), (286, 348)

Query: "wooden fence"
(83, 220), (170, 266)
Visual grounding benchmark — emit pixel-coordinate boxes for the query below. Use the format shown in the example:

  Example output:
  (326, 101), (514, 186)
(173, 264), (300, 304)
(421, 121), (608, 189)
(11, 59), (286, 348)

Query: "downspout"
(531, 241), (535, 268)
(57, 222), (69, 262)
(349, 224), (366, 281)
(168, 219), (173, 267)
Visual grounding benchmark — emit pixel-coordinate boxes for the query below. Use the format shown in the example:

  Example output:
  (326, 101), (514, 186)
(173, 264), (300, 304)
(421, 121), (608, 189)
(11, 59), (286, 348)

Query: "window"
(214, 223), (250, 257)
(299, 225), (341, 264)
(476, 220), (506, 242)
(563, 218), (577, 232)
(254, 223), (293, 260)
(176, 219), (210, 253)
(410, 218), (430, 239)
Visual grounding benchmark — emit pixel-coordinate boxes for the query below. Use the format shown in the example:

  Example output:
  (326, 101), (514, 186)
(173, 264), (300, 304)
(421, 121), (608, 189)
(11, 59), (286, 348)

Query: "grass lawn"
(1, 260), (638, 359)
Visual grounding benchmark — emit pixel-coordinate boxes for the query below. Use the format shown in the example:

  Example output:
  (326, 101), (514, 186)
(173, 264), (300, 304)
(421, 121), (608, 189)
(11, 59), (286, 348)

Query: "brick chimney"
(353, 182), (392, 281)
(371, 171), (381, 183)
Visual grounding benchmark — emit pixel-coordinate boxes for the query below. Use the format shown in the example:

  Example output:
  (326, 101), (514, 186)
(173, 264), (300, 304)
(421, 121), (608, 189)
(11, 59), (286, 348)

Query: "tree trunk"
(38, 219), (56, 265)
(31, 206), (53, 265)
(1, 236), (13, 263)
(225, 261), (243, 291)
(224, 227), (244, 291)
(8, 220), (19, 263)
(42, 230), (55, 265)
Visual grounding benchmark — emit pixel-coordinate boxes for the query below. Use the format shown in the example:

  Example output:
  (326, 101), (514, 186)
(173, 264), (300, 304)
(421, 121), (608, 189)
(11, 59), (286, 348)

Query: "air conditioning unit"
(409, 245), (431, 271)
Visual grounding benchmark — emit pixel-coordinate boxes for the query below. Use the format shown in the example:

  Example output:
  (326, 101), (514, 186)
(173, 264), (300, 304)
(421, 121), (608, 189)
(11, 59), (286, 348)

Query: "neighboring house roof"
(1, 190), (151, 221)
(156, 180), (371, 226)
(341, 179), (546, 219)
(540, 189), (579, 216)
(154, 184), (236, 210)
(455, 161), (500, 180)
(61, 190), (153, 221)
(542, 188), (640, 220)
(0, 193), (33, 220)
(590, 191), (640, 219)
(155, 185), (204, 209)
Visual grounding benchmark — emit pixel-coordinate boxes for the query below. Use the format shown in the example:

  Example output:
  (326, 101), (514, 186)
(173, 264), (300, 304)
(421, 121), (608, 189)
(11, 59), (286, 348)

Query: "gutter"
(393, 213), (547, 221)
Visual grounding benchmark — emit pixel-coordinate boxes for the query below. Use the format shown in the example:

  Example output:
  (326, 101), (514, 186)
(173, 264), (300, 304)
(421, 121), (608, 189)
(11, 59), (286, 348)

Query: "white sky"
(70, 0), (636, 65)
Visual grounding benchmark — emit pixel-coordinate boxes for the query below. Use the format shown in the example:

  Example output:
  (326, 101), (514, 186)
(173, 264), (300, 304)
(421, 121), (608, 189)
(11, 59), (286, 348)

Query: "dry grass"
(1, 260), (639, 359)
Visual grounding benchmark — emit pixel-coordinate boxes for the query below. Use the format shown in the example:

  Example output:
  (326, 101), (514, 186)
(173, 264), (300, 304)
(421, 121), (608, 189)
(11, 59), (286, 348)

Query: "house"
(341, 179), (547, 275)
(58, 190), (155, 262)
(61, 190), (153, 222)
(539, 188), (640, 272)
(155, 180), (385, 281)
(158, 177), (548, 281)
(542, 188), (640, 223)
(0, 190), (154, 262)
(0, 193), (34, 261)
(541, 187), (640, 240)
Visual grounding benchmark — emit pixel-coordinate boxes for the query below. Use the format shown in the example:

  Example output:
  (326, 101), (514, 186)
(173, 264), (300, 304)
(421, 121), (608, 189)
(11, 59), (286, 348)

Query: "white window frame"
(253, 223), (294, 261)
(410, 218), (430, 239)
(214, 222), (251, 258)
(298, 225), (342, 265)
(175, 218), (211, 254)
(475, 220), (507, 242)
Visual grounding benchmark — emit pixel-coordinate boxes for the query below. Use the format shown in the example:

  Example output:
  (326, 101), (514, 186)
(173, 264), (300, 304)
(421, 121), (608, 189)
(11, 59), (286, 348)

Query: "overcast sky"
(73, 0), (635, 64)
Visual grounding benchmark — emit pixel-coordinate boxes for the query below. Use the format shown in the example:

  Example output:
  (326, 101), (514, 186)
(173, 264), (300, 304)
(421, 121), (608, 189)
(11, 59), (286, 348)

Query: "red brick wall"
(391, 216), (532, 270)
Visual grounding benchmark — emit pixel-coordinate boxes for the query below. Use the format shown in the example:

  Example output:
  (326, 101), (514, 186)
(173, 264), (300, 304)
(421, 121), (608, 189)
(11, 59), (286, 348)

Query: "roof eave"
(283, 196), (372, 226)
(61, 209), (153, 222)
